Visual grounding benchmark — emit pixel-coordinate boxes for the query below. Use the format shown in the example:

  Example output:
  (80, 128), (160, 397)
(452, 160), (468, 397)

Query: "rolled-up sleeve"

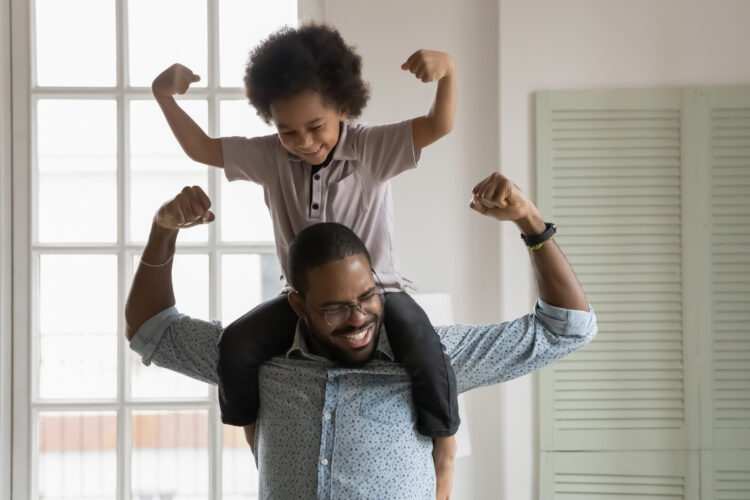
(441, 300), (597, 393)
(129, 306), (222, 385)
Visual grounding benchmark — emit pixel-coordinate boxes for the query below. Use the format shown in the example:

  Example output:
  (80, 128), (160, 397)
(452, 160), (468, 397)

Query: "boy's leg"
(217, 294), (298, 426)
(382, 291), (460, 436)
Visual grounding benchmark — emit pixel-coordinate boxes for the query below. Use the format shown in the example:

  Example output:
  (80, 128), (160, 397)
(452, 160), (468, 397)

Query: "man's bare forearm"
(516, 214), (589, 312)
(124, 222), (179, 340)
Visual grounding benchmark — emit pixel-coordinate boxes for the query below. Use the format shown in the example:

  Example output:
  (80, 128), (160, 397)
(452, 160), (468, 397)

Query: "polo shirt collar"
(284, 121), (357, 163)
(286, 321), (395, 362)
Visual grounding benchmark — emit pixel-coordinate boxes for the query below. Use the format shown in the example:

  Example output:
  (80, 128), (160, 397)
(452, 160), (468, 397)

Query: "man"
(125, 172), (596, 499)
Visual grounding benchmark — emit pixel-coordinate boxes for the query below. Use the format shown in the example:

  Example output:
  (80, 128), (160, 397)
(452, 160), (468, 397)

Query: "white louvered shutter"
(696, 88), (750, 452)
(536, 87), (750, 499)
(540, 451), (699, 499)
(701, 451), (750, 500)
(536, 90), (698, 452)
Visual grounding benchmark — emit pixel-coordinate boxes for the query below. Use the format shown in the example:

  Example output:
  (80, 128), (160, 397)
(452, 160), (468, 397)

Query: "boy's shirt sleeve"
(351, 119), (422, 181)
(221, 134), (279, 186)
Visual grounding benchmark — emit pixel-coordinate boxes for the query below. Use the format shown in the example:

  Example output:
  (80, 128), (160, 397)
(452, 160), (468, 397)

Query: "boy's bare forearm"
(155, 95), (224, 167)
(404, 50), (456, 150)
(427, 71), (456, 138)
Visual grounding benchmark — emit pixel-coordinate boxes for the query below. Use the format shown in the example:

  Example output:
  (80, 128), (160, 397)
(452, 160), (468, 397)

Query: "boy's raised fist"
(401, 50), (454, 83)
(152, 63), (201, 98)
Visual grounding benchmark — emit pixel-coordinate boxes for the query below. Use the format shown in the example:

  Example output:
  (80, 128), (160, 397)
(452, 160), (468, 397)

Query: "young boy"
(151, 23), (459, 495)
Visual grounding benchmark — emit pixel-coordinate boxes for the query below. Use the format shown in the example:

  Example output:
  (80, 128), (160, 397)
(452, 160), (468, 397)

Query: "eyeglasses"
(309, 291), (385, 327)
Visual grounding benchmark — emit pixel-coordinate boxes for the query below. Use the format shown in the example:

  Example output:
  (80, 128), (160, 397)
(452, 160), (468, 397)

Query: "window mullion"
(116, 0), (130, 499)
(10, 0), (33, 496)
(207, 1), (222, 499)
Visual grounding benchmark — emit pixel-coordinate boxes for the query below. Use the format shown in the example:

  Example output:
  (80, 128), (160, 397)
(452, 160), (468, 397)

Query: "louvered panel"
(541, 452), (698, 499)
(537, 91), (689, 451)
(711, 103), (750, 449)
(702, 451), (750, 500)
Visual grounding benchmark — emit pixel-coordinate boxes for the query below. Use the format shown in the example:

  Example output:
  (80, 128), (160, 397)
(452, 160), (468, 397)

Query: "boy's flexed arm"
(152, 64), (224, 167)
(402, 50), (456, 150)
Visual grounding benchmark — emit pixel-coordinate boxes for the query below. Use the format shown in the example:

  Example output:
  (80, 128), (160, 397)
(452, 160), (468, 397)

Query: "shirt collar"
(286, 321), (395, 362)
(284, 121), (357, 163)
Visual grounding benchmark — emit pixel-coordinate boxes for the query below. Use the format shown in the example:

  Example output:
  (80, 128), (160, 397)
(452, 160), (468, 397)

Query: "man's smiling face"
(289, 254), (383, 367)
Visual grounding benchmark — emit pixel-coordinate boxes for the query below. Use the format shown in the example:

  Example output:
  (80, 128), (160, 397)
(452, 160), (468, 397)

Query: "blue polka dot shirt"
(130, 299), (596, 499)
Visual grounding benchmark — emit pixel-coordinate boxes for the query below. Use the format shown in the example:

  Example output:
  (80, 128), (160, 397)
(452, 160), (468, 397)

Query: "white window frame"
(10, 0), (318, 498)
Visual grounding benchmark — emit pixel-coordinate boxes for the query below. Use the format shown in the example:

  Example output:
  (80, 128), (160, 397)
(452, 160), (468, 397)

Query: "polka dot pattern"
(131, 300), (596, 498)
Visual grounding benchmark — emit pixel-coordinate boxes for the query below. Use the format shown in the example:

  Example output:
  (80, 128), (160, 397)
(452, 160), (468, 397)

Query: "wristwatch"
(521, 222), (556, 250)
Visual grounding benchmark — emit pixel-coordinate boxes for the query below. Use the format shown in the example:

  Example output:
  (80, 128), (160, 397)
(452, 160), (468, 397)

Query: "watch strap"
(521, 222), (557, 249)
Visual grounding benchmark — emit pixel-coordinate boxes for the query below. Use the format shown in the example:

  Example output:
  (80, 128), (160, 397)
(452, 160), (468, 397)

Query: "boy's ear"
(338, 106), (348, 120)
(288, 291), (306, 319)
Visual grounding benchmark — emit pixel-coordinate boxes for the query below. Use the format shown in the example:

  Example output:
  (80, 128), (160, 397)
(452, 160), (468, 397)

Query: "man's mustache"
(331, 316), (378, 336)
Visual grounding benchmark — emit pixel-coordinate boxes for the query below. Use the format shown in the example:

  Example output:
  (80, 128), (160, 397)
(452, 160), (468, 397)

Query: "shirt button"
(324, 413), (332, 421)
(312, 203), (319, 210)
(321, 458), (329, 466)
(314, 174), (321, 180)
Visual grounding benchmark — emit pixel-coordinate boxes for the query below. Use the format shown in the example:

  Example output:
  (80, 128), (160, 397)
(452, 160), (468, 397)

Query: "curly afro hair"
(244, 23), (370, 124)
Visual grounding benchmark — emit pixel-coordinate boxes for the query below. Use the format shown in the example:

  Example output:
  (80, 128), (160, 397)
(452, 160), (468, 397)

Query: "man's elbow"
(124, 296), (145, 342)
(124, 306), (138, 342)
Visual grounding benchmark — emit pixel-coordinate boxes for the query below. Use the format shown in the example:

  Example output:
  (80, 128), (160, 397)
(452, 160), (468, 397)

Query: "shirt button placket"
(310, 171), (323, 219)
(318, 372), (338, 499)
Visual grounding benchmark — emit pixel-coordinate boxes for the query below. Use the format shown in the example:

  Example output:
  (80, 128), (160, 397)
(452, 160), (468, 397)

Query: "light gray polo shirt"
(221, 119), (421, 292)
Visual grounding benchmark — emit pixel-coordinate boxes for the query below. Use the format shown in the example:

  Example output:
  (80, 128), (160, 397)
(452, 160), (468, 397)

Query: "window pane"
(130, 254), (210, 399)
(221, 254), (283, 325)
(37, 100), (117, 243)
(219, 100), (274, 243)
(222, 424), (258, 499)
(129, 100), (208, 242)
(219, 0), (297, 87)
(220, 99), (275, 138)
(39, 255), (117, 399)
(38, 411), (117, 500)
(131, 410), (209, 499)
(128, 0), (207, 87)
(35, 0), (116, 87)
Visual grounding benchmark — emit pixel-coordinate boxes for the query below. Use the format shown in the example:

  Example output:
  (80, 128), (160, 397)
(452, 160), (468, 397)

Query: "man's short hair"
(288, 223), (372, 294)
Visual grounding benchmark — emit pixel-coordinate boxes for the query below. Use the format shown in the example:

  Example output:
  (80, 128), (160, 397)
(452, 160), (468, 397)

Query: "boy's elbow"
(438, 121), (453, 139)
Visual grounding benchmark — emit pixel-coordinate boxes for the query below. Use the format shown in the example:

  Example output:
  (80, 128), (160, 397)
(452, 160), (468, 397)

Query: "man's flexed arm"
(125, 186), (215, 340)
(470, 172), (589, 311)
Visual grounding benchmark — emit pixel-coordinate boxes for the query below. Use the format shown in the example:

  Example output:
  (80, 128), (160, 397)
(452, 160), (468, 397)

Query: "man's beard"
(303, 315), (381, 368)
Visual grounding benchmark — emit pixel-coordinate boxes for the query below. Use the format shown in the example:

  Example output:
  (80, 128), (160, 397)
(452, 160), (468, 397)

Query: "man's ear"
(288, 291), (306, 319)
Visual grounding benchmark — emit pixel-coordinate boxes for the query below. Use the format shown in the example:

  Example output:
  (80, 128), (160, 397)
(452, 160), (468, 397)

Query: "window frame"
(10, 0), (307, 498)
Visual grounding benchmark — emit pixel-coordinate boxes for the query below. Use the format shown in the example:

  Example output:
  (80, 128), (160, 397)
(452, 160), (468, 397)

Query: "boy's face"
(270, 90), (346, 165)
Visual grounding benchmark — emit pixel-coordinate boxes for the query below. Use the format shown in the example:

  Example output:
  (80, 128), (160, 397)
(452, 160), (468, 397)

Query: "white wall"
(0, 0), (12, 496)
(499, 0), (750, 498)
(317, 1), (502, 498)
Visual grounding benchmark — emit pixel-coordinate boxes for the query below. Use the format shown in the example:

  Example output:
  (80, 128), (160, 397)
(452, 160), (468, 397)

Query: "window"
(11, 0), (298, 498)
